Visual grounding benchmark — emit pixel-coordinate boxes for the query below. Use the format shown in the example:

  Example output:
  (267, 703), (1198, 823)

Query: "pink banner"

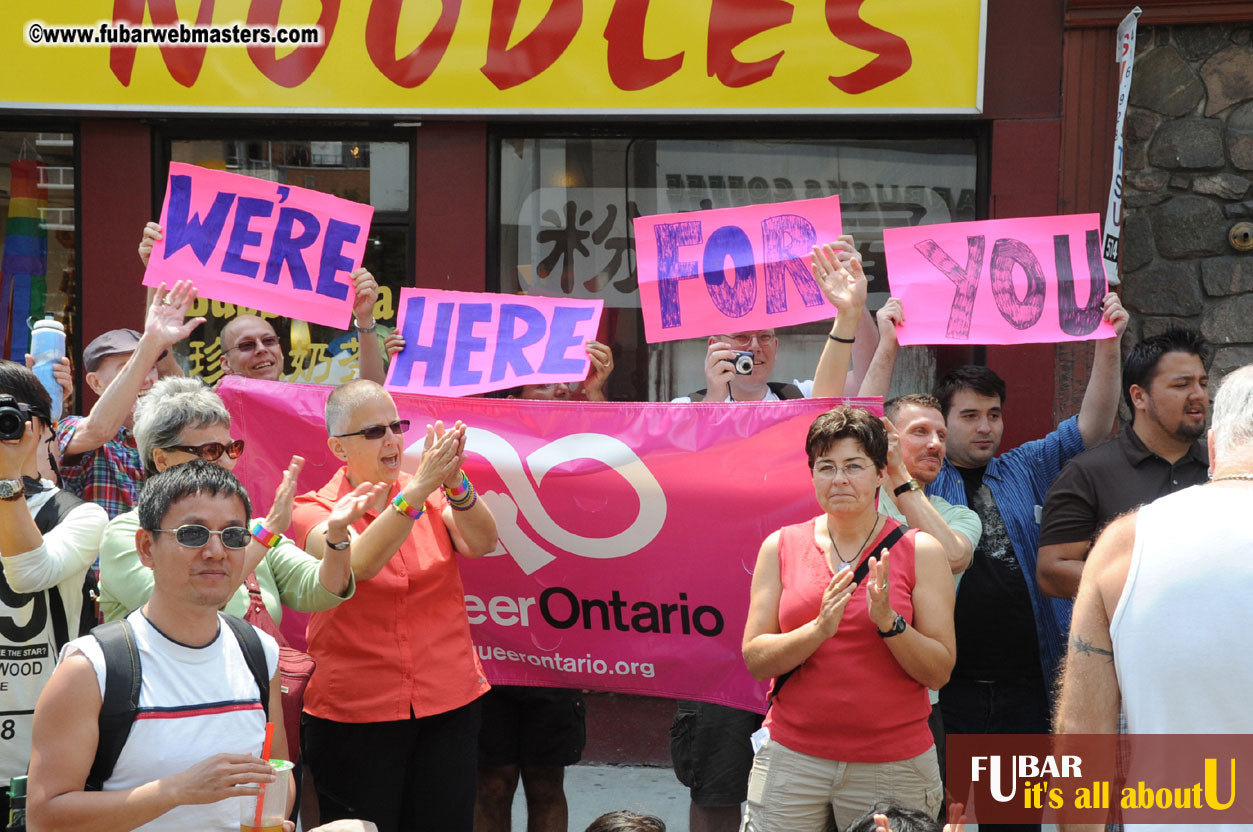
(144, 162), (375, 329)
(384, 288), (604, 397)
(633, 196), (842, 344)
(218, 375), (881, 712)
(882, 214), (1116, 346)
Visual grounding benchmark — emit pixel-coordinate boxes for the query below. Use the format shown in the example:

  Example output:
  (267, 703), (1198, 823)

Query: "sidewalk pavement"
(515, 764), (689, 832)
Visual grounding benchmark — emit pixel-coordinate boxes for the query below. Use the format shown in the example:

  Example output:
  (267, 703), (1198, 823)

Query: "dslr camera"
(0, 395), (32, 441)
(731, 350), (756, 375)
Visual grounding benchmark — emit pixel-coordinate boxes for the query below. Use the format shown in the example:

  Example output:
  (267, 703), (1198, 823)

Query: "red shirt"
(290, 467), (488, 722)
(764, 517), (932, 762)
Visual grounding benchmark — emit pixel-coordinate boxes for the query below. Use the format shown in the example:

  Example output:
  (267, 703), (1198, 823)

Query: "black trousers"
(302, 698), (482, 832)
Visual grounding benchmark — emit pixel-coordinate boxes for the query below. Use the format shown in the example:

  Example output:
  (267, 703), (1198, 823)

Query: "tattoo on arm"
(1070, 635), (1114, 662)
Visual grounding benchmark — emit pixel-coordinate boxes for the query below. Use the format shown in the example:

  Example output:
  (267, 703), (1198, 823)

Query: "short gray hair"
(133, 376), (231, 475)
(1212, 365), (1253, 459)
(325, 379), (387, 436)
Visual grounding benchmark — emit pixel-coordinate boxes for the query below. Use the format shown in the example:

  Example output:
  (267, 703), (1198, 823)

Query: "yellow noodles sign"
(0, 0), (984, 114)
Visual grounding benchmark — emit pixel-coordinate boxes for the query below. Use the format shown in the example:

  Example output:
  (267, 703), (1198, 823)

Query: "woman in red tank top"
(741, 406), (956, 831)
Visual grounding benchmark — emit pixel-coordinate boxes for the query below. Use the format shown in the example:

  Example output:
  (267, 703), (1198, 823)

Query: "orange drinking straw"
(254, 721), (275, 829)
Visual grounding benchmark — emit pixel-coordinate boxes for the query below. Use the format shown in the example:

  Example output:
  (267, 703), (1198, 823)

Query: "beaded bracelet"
(443, 471), (471, 501)
(449, 491), (478, 512)
(249, 520), (283, 549)
(391, 493), (425, 521)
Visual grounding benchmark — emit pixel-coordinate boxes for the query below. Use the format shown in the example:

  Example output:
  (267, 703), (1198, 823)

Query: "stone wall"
(1120, 22), (1253, 386)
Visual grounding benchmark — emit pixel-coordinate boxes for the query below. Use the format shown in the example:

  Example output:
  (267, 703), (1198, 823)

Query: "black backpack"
(85, 614), (270, 791)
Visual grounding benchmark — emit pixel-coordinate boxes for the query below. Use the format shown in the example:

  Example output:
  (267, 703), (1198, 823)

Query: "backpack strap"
(87, 620), (142, 792)
(221, 614), (271, 720)
(766, 523), (910, 705)
(32, 490), (88, 652)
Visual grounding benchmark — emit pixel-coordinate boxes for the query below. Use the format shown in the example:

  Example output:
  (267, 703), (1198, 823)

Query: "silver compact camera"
(731, 350), (755, 375)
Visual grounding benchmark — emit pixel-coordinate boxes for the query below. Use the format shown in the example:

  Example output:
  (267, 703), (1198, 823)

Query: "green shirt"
(98, 509), (354, 624)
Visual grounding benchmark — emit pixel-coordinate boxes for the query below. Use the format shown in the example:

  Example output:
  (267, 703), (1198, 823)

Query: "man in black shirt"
(1037, 328), (1210, 599)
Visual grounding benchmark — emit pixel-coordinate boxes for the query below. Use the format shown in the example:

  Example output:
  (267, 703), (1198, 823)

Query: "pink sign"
(219, 375), (882, 712)
(144, 162), (375, 329)
(385, 288), (604, 397)
(883, 214), (1117, 346)
(633, 196), (842, 344)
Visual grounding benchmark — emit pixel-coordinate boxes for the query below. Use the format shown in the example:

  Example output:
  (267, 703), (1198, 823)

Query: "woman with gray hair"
(98, 375), (380, 624)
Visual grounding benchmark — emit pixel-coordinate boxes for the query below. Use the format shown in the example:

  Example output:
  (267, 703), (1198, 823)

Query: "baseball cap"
(83, 329), (142, 373)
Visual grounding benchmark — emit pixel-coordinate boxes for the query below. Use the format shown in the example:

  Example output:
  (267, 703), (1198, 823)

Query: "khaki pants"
(741, 738), (942, 832)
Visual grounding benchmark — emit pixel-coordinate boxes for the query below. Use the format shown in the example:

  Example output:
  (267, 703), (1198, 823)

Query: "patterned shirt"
(926, 415), (1086, 686)
(54, 416), (143, 520)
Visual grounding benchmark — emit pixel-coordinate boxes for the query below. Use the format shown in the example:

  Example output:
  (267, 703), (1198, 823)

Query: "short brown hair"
(585, 811), (666, 832)
(884, 393), (942, 423)
(805, 405), (888, 471)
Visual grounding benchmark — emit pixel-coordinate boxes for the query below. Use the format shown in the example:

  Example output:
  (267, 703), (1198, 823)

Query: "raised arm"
(1077, 293), (1129, 448)
(881, 416), (973, 573)
(811, 238), (868, 398)
(858, 297), (903, 398)
(865, 535), (956, 689)
(742, 531), (855, 681)
(351, 269), (387, 385)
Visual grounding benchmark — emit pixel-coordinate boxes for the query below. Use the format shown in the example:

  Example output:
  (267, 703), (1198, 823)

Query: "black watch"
(324, 532), (351, 551)
(877, 613), (907, 639)
(893, 478), (922, 498)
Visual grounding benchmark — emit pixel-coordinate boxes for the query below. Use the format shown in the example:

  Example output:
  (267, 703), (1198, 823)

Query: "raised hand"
(814, 568), (855, 639)
(880, 416), (908, 478)
(812, 240), (868, 318)
(383, 331), (406, 360)
(146, 280), (206, 347)
(327, 480), (387, 536)
(351, 268), (379, 328)
(409, 421), (464, 500)
(876, 297), (904, 346)
(262, 456), (305, 535)
(582, 340), (614, 401)
(24, 354), (73, 404)
(1101, 291), (1129, 337)
(138, 221), (162, 267)
(865, 549), (895, 632)
(943, 801), (968, 832)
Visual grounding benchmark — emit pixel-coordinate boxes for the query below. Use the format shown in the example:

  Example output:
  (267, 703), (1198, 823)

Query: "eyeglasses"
(334, 419), (410, 440)
(814, 461), (874, 478)
(163, 440), (245, 462)
(725, 332), (777, 349)
(226, 335), (281, 354)
(153, 524), (252, 549)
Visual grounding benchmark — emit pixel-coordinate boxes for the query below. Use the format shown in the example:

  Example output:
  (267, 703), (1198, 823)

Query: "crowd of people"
(0, 220), (1240, 832)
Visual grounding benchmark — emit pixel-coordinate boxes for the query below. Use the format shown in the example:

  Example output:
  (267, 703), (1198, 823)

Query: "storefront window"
(0, 131), (77, 364)
(168, 137), (411, 385)
(499, 136), (978, 401)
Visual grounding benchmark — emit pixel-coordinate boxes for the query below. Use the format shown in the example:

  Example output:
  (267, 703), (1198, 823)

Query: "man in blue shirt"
(925, 294), (1127, 832)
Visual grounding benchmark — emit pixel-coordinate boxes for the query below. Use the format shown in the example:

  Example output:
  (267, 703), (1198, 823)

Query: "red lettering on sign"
(365, 0), (461, 88)
(603, 0), (683, 91)
(824, 0), (911, 94)
(110, 0), (213, 88)
(246, 0), (340, 88)
(481, 0), (582, 90)
(706, 0), (790, 88)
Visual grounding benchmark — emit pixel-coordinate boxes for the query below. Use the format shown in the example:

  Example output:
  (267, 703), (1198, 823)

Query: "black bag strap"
(31, 490), (87, 652)
(221, 614), (271, 719)
(685, 381), (806, 403)
(87, 620), (142, 791)
(766, 524), (909, 706)
(87, 615), (271, 791)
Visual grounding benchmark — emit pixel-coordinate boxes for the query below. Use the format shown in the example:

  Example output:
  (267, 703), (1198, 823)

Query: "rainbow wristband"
(249, 520), (282, 549)
(392, 493), (425, 521)
(443, 471), (471, 501)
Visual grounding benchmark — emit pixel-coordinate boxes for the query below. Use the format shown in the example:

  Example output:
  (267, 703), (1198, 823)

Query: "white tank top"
(1111, 484), (1253, 735)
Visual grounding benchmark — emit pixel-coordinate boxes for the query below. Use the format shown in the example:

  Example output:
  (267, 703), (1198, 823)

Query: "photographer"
(0, 361), (107, 815)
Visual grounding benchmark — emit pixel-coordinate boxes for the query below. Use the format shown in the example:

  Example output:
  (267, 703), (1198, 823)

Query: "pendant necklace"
(826, 515), (881, 572)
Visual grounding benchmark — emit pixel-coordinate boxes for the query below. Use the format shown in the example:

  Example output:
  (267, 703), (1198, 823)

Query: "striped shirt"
(926, 415), (1085, 686)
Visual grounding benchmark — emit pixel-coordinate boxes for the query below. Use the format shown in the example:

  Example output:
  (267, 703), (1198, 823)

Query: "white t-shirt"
(670, 378), (815, 403)
(64, 611), (279, 832)
(0, 484), (106, 785)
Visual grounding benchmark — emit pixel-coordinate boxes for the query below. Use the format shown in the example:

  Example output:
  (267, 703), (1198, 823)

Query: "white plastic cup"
(239, 758), (293, 832)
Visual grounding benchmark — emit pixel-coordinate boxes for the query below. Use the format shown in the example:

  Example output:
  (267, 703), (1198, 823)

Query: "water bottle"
(6, 774), (25, 831)
(30, 317), (65, 421)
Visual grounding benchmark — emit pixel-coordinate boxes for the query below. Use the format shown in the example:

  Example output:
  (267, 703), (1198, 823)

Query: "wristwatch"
(893, 478), (923, 498)
(0, 479), (23, 501)
(324, 532), (351, 551)
(877, 613), (907, 639)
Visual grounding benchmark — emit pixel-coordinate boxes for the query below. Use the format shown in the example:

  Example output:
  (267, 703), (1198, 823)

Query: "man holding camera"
(0, 361), (108, 816)
(667, 239), (868, 832)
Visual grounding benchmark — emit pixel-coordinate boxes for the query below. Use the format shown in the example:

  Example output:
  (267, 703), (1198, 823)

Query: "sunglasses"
(226, 335), (281, 354)
(163, 440), (245, 462)
(334, 419), (410, 440)
(153, 524), (253, 549)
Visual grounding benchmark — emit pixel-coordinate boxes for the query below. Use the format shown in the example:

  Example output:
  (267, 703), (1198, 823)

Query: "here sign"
(385, 288), (604, 397)
(144, 162), (375, 329)
(633, 196), (842, 343)
(883, 214), (1117, 346)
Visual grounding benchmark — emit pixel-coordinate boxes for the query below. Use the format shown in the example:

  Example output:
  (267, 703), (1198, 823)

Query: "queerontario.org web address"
(476, 643), (656, 679)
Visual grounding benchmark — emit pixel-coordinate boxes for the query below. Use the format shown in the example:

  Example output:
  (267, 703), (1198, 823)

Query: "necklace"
(1211, 473), (1253, 483)
(826, 515), (881, 570)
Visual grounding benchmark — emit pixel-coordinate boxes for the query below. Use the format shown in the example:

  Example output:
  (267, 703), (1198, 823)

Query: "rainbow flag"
(1, 160), (48, 360)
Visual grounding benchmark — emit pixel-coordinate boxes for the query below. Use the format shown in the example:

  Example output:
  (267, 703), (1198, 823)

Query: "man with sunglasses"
(289, 380), (497, 832)
(55, 281), (204, 519)
(28, 460), (295, 832)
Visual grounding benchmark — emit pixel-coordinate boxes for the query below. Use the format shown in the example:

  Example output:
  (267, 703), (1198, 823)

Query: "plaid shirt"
(54, 416), (144, 520)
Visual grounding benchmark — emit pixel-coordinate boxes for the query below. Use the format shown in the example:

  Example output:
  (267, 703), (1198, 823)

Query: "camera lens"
(733, 352), (755, 375)
(0, 409), (23, 441)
